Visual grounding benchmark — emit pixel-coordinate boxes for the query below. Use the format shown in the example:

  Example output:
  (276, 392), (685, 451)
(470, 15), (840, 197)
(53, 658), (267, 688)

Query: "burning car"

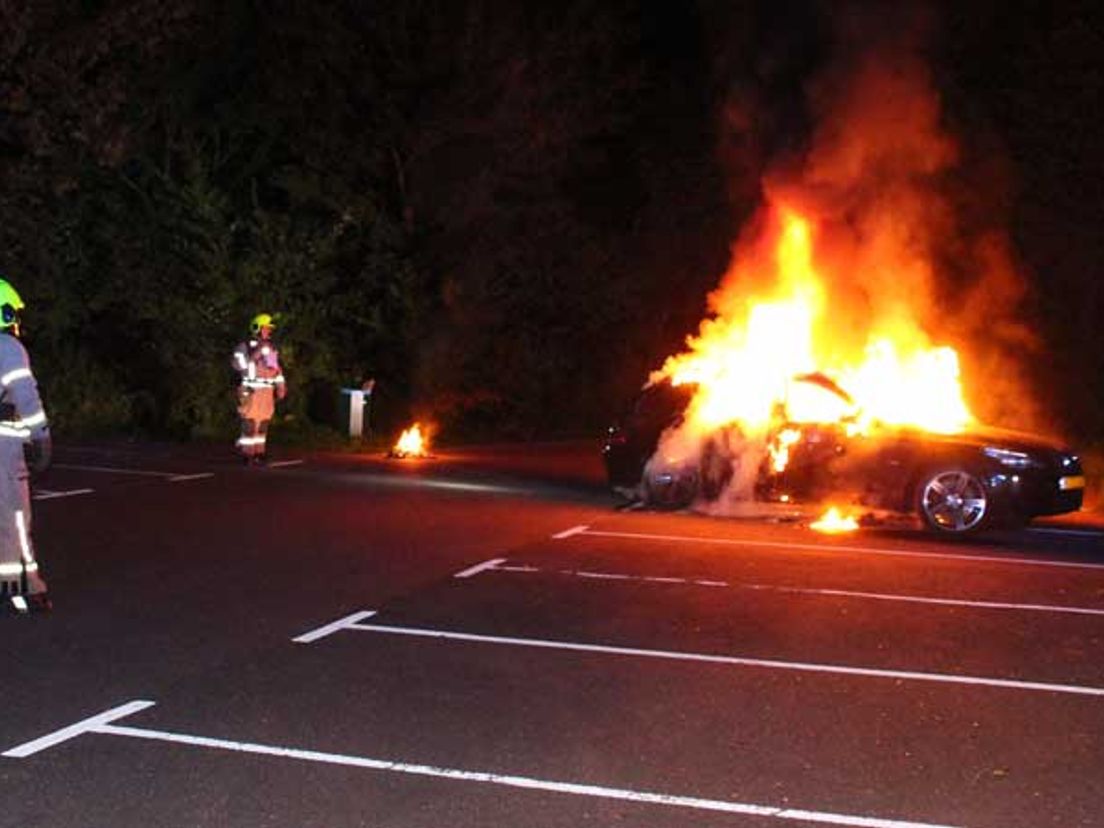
(603, 372), (1085, 535)
(605, 197), (1089, 536)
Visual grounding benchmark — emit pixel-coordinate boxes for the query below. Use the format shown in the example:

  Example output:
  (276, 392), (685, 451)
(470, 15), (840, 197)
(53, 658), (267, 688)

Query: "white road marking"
(575, 570), (634, 581)
(2, 700), (155, 758)
(268, 459), (304, 468)
(315, 612), (1104, 698)
(32, 488), (95, 501)
(748, 584), (1104, 617)
(487, 562), (1104, 617)
(575, 528), (1104, 571)
(3, 701), (960, 827)
(1029, 527), (1104, 539)
(344, 474), (529, 495)
(421, 479), (517, 493)
(453, 558), (507, 579)
(168, 473), (215, 482)
(51, 463), (178, 478)
(497, 564), (540, 574)
(292, 610), (377, 643)
(552, 524), (589, 539)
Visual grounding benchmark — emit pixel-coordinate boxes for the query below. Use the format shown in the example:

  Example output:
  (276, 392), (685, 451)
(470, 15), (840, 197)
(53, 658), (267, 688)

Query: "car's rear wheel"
(917, 469), (990, 534)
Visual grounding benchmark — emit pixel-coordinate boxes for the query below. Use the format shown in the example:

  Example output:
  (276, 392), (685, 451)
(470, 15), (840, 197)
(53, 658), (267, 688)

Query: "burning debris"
(389, 423), (432, 459)
(810, 507), (860, 535)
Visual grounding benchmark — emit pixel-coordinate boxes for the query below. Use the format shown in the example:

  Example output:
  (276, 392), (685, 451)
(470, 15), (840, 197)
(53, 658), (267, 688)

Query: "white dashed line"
(168, 473), (215, 482)
(33, 488), (94, 501)
(267, 459), (304, 468)
(3, 701), (961, 827)
(471, 561), (1104, 617)
(575, 570), (633, 581)
(572, 528), (1104, 571)
(51, 463), (178, 478)
(1028, 527), (1104, 539)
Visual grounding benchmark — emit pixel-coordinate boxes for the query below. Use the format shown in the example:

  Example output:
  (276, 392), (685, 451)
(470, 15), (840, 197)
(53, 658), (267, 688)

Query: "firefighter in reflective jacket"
(0, 279), (52, 613)
(231, 313), (286, 464)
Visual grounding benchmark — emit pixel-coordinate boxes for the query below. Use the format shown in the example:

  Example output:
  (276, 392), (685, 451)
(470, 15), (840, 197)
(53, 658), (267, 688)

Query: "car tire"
(916, 468), (991, 535)
(644, 468), (698, 510)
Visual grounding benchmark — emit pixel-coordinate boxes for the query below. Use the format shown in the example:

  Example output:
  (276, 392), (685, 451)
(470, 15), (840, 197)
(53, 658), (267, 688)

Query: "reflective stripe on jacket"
(232, 338), (285, 390)
(0, 334), (48, 445)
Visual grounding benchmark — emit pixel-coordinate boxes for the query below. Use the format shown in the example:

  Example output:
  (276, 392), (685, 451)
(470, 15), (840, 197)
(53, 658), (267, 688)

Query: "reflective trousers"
(0, 468), (46, 596)
(237, 417), (270, 458)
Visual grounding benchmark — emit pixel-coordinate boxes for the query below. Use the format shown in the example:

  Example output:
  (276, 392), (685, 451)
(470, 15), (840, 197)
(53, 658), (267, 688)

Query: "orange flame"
(393, 423), (428, 458)
(643, 200), (980, 514)
(654, 204), (974, 443)
(810, 507), (860, 534)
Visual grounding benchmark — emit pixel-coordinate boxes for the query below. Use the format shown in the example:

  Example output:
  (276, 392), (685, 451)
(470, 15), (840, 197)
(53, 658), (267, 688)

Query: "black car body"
(602, 375), (1085, 534)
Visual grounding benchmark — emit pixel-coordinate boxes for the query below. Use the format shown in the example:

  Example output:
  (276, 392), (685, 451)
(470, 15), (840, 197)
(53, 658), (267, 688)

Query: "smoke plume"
(646, 2), (1043, 513)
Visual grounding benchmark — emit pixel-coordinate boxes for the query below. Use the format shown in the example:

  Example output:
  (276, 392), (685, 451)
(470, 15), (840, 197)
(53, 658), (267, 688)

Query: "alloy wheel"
(919, 470), (988, 533)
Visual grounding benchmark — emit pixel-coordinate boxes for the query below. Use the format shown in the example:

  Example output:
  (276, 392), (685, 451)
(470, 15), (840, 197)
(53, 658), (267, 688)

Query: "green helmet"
(249, 313), (276, 335)
(0, 279), (25, 331)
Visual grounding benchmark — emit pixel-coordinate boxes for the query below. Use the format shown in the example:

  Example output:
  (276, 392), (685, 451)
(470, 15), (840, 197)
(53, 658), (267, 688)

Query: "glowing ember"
(810, 507), (860, 534)
(392, 423), (428, 458)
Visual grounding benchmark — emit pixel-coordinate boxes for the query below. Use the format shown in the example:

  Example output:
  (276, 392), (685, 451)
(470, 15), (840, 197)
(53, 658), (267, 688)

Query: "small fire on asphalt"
(809, 506), (860, 534)
(389, 422), (432, 459)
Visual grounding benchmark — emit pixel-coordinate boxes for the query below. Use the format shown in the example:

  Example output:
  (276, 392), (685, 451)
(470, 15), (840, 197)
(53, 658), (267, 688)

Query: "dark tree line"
(0, 1), (1101, 447)
(0, 0), (731, 441)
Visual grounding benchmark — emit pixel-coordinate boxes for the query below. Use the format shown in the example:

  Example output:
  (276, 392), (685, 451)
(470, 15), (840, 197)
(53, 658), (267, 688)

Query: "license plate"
(1058, 475), (1086, 491)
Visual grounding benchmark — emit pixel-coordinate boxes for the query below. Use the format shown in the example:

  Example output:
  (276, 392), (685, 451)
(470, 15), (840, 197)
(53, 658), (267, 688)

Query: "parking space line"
(3, 700), (959, 827)
(571, 528), (1104, 571)
(743, 584), (1104, 617)
(33, 488), (95, 501)
(552, 524), (589, 539)
(3, 700), (155, 758)
(1029, 527), (1104, 539)
(302, 611), (1104, 698)
(292, 610), (377, 643)
(454, 558), (508, 579)
(485, 562), (1104, 617)
(51, 463), (179, 478)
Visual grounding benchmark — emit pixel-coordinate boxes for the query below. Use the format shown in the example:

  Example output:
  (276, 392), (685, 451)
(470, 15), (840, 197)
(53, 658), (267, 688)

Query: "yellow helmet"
(0, 279), (25, 331)
(249, 313), (276, 335)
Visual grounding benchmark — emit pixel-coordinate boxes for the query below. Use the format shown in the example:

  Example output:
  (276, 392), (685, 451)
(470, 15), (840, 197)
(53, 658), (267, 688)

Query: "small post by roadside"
(340, 378), (375, 439)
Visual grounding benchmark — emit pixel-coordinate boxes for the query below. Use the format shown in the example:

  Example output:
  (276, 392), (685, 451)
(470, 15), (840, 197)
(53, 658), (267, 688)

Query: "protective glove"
(26, 431), (52, 475)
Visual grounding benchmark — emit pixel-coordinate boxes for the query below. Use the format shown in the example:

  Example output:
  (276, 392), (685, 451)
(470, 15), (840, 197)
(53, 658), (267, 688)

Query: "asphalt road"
(2, 440), (1103, 828)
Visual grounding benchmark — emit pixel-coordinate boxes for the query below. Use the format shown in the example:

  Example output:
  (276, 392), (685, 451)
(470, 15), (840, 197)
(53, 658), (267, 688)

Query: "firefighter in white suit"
(0, 279), (52, 613)
(231, 313), (286, 464)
